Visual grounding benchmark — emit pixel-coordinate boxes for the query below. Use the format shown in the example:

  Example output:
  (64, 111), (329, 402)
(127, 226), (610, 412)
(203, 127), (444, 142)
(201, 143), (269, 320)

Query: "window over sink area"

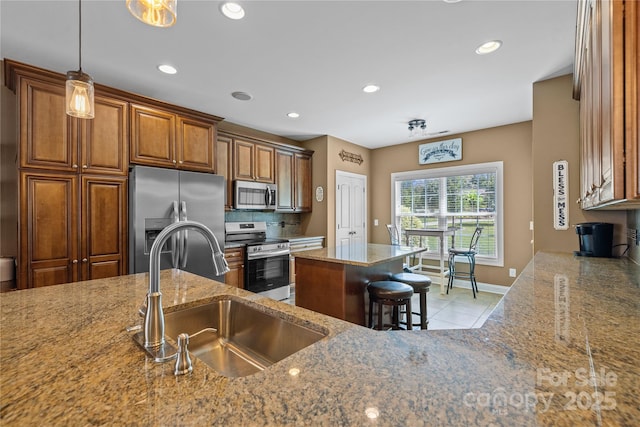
(391, 161), (504, 267)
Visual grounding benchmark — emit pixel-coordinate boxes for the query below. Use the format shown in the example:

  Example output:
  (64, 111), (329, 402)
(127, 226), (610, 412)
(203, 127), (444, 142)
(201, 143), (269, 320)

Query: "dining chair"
(447, 227), (483, 298)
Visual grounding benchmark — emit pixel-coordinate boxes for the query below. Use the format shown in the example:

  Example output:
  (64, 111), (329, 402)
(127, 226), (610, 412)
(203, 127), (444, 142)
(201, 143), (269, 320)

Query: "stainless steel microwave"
(234, 180), (277, 210)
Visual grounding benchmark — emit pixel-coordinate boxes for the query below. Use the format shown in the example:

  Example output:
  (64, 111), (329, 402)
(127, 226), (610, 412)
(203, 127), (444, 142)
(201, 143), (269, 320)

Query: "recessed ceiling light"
(220, 2), (245, 20)
(362, 84), (380, 93)
(443, 0), (462, 3)
(287, 112), (300, 118)
(231, 91), (252, 101)
(475, 40), (502, 55)
(157, 64), (177, 74)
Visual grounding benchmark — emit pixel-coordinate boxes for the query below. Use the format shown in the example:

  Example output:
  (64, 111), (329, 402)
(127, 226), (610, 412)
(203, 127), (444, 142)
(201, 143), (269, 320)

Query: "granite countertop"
(1, 252), (639, 425)
(294, 243), (426, 267)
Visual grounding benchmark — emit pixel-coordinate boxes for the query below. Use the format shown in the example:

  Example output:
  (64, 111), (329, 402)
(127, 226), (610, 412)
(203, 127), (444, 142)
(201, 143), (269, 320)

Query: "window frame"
(390, 161), (504, 267)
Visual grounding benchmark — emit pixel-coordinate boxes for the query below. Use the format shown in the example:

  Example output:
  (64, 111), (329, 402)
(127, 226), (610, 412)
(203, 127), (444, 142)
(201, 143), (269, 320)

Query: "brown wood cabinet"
(233, 138), (274, 183)
(130, 103), (216, 173)
(18, 77), (128, 175)
(224, 247), (245, 289)
(275, 149), (313, 212)
(574, 0), (639, 209)
(216, 135), (234, 210)
(19, 172), (127, 288)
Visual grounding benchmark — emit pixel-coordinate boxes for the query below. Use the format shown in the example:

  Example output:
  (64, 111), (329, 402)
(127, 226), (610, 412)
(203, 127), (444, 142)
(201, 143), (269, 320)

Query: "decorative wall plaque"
(338, 149), (364, 165)
(553, 160), (569, 230)
(418, 138), (462, 165)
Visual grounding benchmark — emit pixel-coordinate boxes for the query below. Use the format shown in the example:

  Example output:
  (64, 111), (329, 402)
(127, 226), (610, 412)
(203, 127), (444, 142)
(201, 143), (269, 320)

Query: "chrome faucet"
(144, 220), (230, 350)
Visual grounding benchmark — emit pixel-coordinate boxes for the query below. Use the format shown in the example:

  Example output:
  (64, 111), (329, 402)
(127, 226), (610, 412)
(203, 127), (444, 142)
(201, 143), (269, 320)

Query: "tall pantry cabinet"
(6, 61), (128, 289)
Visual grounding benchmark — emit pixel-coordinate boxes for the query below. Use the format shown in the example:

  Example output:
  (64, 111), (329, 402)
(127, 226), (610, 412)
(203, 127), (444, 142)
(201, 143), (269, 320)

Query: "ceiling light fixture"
(408, 119), (427, 138)
(475, 40), (502, 55)
(220, 2), (245, 20)
(127, 0), (177, 28)
(287, 112), (300, 118)
(362, 84), (380, 93)
(157, 64), (177, 74)
(66, 0), (94, 119)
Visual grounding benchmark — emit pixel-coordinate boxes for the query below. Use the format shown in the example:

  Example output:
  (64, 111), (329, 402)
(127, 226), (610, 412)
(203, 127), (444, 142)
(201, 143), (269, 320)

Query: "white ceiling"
(1, 0), (577, 149)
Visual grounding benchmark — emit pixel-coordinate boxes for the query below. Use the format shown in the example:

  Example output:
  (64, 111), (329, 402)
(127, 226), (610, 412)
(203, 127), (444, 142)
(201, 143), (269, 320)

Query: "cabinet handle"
(179, 160), (183, 164)
(82, 258), (88, 263)
(72, 259), (78, 264)
(173, 160), (177, 164)
(72, 164), (78, 169)
(82, 165), (88, 169)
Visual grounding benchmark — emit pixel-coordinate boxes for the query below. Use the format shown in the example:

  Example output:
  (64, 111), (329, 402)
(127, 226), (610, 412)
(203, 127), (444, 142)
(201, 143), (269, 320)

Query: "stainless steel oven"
(225, 221), (291, 301)
(245, 240), (290, 300)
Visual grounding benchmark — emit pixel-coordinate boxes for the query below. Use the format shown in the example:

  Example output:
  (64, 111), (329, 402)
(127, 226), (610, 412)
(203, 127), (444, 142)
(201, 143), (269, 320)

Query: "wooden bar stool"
(391, 272), (432, 330)
(367, 281), (413, 330)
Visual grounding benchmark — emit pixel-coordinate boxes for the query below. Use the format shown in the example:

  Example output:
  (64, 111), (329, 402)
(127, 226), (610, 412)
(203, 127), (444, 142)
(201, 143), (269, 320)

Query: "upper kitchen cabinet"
(233, 138), (275, 183)
(13, 75), (128, 175)
(216, 134), (234, 210)
(275, 149), (313, 212)
(130, 103), (217, 173)
(574, 0), (639, 209)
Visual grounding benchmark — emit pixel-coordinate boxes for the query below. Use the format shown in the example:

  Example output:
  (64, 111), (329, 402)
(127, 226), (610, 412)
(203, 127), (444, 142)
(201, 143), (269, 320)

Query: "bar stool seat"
(390, 272), (431, 330)
(367, 281), (414, 330)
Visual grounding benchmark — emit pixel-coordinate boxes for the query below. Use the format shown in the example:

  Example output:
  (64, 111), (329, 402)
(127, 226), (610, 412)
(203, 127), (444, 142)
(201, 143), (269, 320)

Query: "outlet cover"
(509, 268), (516, 277)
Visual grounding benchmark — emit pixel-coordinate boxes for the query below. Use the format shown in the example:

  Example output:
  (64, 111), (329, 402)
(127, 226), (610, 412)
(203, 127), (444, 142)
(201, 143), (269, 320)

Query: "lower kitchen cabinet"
(18, 172), (127, 289)
(288, 236), (325, 285)
(224, 247), (245, 289)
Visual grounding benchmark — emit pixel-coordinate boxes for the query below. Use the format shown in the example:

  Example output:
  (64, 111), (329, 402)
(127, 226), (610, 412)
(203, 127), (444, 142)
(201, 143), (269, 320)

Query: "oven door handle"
(246, 249), (291, 260)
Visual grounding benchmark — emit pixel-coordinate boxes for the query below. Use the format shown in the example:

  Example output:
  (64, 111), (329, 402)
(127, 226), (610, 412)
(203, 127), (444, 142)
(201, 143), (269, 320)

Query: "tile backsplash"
(224, 211), (302, 237)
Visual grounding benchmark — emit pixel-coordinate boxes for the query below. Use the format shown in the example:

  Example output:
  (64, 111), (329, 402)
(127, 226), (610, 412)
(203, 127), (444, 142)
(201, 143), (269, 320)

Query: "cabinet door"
(598, 0), (625, 204)
(20, 172), (78, 288)
(224, 247), (244, 289)
(177, 116), (215, 172)
(216, 135), (234, 209)
(80, 95), (129, 175)
(294, 153), (313, 212)
(130, 104), (176, 168)
(275, 149), (295, 211)
(233, 139), (255, 181)
(80, 176), (128, 281)
(19, 78), (77, 172)
(255, 144), (275, 183)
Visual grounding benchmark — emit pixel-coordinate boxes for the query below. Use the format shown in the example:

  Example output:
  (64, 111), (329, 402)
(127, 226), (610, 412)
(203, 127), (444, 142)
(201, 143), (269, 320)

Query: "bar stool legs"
(390, 272), (432, 330)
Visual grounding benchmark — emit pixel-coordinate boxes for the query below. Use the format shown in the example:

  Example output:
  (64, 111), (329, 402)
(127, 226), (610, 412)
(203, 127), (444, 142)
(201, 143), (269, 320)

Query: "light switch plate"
(509, 268), (516, 277)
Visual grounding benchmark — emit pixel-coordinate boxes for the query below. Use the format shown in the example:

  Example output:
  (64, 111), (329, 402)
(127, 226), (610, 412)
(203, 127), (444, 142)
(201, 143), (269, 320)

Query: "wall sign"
(315, 186), (324, 202)
(418, 138), (462, 165)
(553, 160), (569, 230)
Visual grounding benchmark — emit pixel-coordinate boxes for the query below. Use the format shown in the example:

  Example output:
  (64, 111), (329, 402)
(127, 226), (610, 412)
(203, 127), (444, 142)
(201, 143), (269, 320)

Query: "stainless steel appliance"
(234, 180), (277, 210)
(225, 222), (290, 300)
(129, 165), (226, 282)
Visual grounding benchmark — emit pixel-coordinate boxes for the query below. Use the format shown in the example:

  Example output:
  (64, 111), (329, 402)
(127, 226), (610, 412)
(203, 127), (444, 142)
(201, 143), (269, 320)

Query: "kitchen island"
(294, 243), (428, 325)
(1, 252), (639, 426)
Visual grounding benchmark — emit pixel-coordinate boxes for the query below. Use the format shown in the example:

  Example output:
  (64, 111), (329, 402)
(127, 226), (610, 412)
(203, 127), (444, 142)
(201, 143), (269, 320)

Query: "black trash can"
(574, 222), (614, 258)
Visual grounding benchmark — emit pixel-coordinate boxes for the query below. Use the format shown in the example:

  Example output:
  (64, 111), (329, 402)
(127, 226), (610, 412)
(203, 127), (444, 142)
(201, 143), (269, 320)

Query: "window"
(391, 161), (503, 266)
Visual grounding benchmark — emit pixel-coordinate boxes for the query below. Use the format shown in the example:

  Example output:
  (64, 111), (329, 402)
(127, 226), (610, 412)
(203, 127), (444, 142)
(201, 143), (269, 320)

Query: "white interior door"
(336, 171), (367, 246)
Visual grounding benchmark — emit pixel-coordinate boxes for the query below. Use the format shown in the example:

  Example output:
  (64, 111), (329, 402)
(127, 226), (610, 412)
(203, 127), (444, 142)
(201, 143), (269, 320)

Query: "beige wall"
(532, 75), (626, 254)
(302, 136), (370, 248)
(369, 122), (533, 286)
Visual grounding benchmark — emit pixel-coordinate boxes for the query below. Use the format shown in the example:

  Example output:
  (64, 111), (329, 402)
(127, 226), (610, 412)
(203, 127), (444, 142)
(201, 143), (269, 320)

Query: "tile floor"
(284, 284), (503, 330)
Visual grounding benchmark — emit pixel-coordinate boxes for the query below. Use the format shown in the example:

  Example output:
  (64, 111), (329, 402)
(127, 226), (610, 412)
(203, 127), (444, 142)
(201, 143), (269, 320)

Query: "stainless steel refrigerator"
(129, 165), (226, 282)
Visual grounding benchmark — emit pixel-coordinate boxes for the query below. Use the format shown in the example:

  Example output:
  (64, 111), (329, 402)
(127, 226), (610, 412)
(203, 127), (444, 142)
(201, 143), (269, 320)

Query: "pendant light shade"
(66, 70), (94, 119)
(66, 0), (94, 119)
(127, 0), (177, 27)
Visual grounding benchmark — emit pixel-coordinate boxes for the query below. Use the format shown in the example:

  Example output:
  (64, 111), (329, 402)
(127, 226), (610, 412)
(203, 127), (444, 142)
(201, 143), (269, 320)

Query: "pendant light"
(66, 0), (94, 119)
(127, 0), (177, 28)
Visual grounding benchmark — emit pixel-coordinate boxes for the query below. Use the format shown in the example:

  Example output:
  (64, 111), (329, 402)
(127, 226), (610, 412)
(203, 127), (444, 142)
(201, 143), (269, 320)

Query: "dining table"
(404, 227), (458, 294)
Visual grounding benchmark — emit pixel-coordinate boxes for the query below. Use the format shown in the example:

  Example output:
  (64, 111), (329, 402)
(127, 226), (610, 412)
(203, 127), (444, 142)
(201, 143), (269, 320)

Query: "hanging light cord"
(78, 0), (82, 73)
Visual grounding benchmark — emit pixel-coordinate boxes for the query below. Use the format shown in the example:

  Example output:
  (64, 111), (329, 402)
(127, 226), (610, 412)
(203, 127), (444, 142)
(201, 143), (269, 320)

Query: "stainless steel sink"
(164, 296), (327, 377)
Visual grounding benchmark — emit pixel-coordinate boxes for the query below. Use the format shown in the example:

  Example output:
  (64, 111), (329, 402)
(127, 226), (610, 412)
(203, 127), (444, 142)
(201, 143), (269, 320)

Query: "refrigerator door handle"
(180, 201), (189, 268)
(171, 201), (179, 268)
